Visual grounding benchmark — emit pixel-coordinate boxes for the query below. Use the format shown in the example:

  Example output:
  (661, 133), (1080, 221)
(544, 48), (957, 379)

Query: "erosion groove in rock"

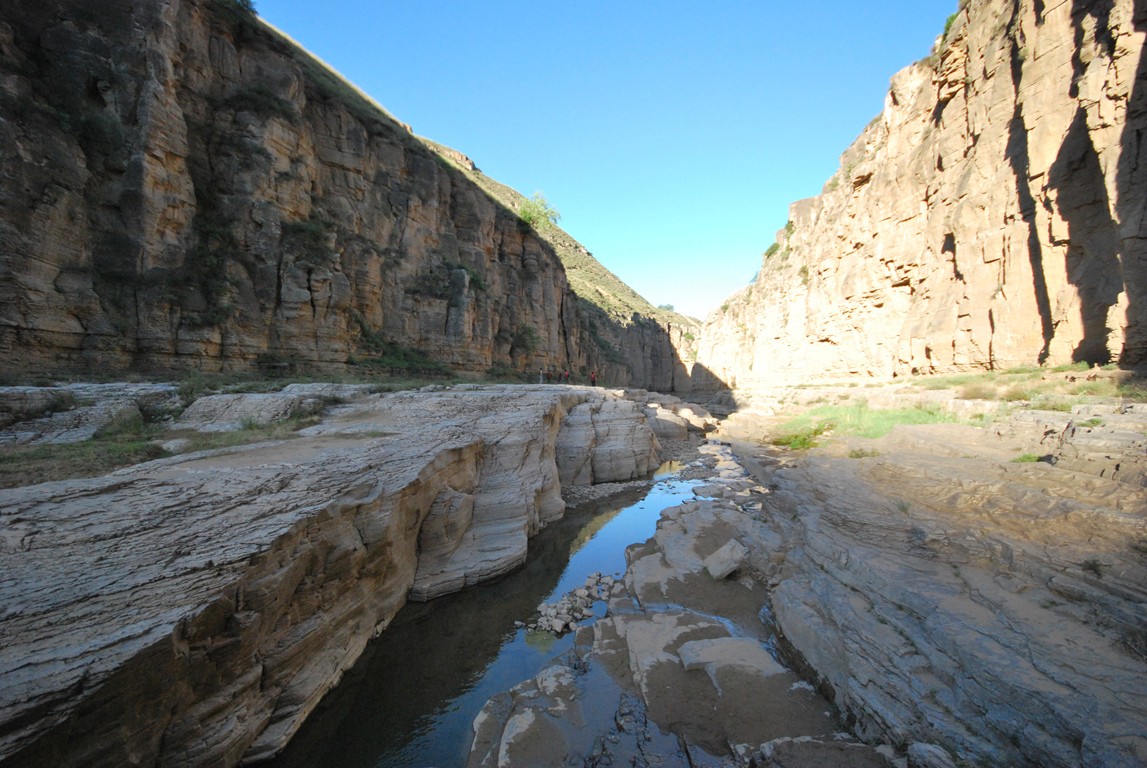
(698, 0), (1147, 387)
(0, 385), (661, 767)
(0, 0), (697, 388)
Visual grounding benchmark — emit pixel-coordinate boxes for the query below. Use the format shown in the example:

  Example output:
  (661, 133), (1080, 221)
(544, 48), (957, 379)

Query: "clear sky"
(255, 1), (957, 320)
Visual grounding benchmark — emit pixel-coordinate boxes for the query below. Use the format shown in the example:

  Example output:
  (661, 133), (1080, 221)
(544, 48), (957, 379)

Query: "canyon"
(0, 0), (1145, 766)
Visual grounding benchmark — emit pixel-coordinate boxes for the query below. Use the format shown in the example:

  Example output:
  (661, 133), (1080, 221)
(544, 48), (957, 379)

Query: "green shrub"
(1011, 453), (1042, 463)
(518, 193), (561, 229)
(282, 215), (329, 245)
(771, 424), (831, 450)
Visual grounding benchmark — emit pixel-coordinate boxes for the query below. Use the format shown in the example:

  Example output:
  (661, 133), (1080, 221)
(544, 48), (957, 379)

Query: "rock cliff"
(0, 0), (697, 389)
(0, 384), (662, 767)
(698, 0), (1147, 387)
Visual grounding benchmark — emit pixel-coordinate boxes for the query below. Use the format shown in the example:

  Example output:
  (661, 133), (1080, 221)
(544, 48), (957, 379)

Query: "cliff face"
(0, 0), (696, 389)
(698, 0), (1147, 388)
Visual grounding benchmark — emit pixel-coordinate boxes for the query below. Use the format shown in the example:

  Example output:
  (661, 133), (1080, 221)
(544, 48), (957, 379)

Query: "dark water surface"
(268, 464), (697, 768)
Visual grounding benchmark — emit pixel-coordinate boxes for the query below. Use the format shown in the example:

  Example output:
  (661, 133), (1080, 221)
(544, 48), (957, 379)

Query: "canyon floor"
(0, 374), (1144, 767)
(468, 373), (1147, 768)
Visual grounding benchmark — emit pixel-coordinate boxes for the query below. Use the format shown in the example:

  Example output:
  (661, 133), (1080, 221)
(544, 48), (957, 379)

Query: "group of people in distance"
(539, 368), (597, 386)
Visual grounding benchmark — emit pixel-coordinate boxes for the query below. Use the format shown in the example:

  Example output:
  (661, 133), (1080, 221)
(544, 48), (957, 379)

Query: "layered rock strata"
(0, 0), (694, 388)
(699, 0), (1147, 387)
(0, 385), (659, 767)
(723, 414), (1147, 767)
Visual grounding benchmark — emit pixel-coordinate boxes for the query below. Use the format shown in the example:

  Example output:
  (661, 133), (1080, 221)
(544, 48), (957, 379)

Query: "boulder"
(703, 538), (748, 579)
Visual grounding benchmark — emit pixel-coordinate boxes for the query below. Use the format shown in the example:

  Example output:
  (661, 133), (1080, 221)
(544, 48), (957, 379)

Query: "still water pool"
(268, 463), (698, 768)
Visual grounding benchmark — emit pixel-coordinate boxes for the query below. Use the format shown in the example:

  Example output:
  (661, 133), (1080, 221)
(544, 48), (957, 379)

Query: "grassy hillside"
(420, 139), (699, 331)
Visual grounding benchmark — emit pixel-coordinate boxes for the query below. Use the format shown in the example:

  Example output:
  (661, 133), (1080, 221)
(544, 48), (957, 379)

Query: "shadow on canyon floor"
(262, 487), (650, 768)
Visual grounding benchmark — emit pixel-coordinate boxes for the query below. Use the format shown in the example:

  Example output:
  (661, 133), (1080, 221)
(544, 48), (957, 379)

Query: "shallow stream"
(268, 463), (698, 768)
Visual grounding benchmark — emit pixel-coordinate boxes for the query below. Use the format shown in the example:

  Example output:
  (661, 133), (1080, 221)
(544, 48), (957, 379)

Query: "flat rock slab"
(678, 637), (787, 678)
(726, 417), (1147, 768)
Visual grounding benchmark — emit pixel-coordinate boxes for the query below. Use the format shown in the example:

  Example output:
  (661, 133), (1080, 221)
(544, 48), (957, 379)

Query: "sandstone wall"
(698, 0), (1147, 388)
(0, 0), (694, 389)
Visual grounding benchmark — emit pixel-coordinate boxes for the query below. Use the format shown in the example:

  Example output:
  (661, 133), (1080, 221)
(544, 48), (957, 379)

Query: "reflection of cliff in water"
(265, 486), (648, 768)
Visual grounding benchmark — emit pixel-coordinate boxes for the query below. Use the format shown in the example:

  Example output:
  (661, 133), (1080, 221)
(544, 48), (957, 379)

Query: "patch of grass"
(1028, 395), (1077, 412)
(1118, 380), (1147, 401)
(1012, 453), (1042, 463)
(771, 424), (830, 450)
(1079, 417), (1104, 428)
(352, 343), (451, 376)
(1001, 385), (1037, 401)
(1081, 558), (1104, 578)
(773, 401), (956, 447)
(0, 440), (168, 488)
(848, 448), (880, 459)
(0, 406), (333, 489)
(174, 414), (321, 454)
(957, 381), (998, 400)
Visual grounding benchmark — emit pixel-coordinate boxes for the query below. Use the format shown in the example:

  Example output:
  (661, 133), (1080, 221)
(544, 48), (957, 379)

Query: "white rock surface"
(0, 385), (658, 768)
(703, 538), (749, 579)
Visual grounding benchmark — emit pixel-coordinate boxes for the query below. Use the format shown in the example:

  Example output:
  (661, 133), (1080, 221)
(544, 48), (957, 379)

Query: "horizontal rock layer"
(728, 416), (1147, 767)
(0, 385), (659, 767)
(0, 0), (696, 389)
(699, 0), (1147, 386)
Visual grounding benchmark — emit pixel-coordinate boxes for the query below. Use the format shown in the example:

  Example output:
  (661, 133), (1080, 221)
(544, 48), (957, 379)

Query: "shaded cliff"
(698, 0), (1146, 388)
(0, 0), (698, 390)
(423, 139), (702, 391)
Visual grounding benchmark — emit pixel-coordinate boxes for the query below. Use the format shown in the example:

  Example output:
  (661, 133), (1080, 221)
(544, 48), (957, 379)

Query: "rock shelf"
(0, 384), (707, 767)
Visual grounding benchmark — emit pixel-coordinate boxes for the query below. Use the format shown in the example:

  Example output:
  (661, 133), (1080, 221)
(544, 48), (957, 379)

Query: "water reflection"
(268, 469), (699, 768)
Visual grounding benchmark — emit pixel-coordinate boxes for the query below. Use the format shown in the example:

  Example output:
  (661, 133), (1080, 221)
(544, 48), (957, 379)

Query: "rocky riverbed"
(2, 381), (1144, 768)
(0, 383), (716, 767)
(465, 393), (1147, 768)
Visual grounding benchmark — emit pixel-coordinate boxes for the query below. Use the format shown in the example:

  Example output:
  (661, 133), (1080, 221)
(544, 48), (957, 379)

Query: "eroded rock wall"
(699, 0), (1147, 388)
(0, 385), (659, 767)
(0, 0), (692, 388)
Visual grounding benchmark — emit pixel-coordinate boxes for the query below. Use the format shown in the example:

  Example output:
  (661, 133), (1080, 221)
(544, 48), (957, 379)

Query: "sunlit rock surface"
(0, 385), (659, 767)
(0, 0), (696, 387)
(699, 0), (1147, 386)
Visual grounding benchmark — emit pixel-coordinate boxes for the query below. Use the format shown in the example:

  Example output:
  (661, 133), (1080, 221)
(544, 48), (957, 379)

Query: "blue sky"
(255, 1), (957, 319)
